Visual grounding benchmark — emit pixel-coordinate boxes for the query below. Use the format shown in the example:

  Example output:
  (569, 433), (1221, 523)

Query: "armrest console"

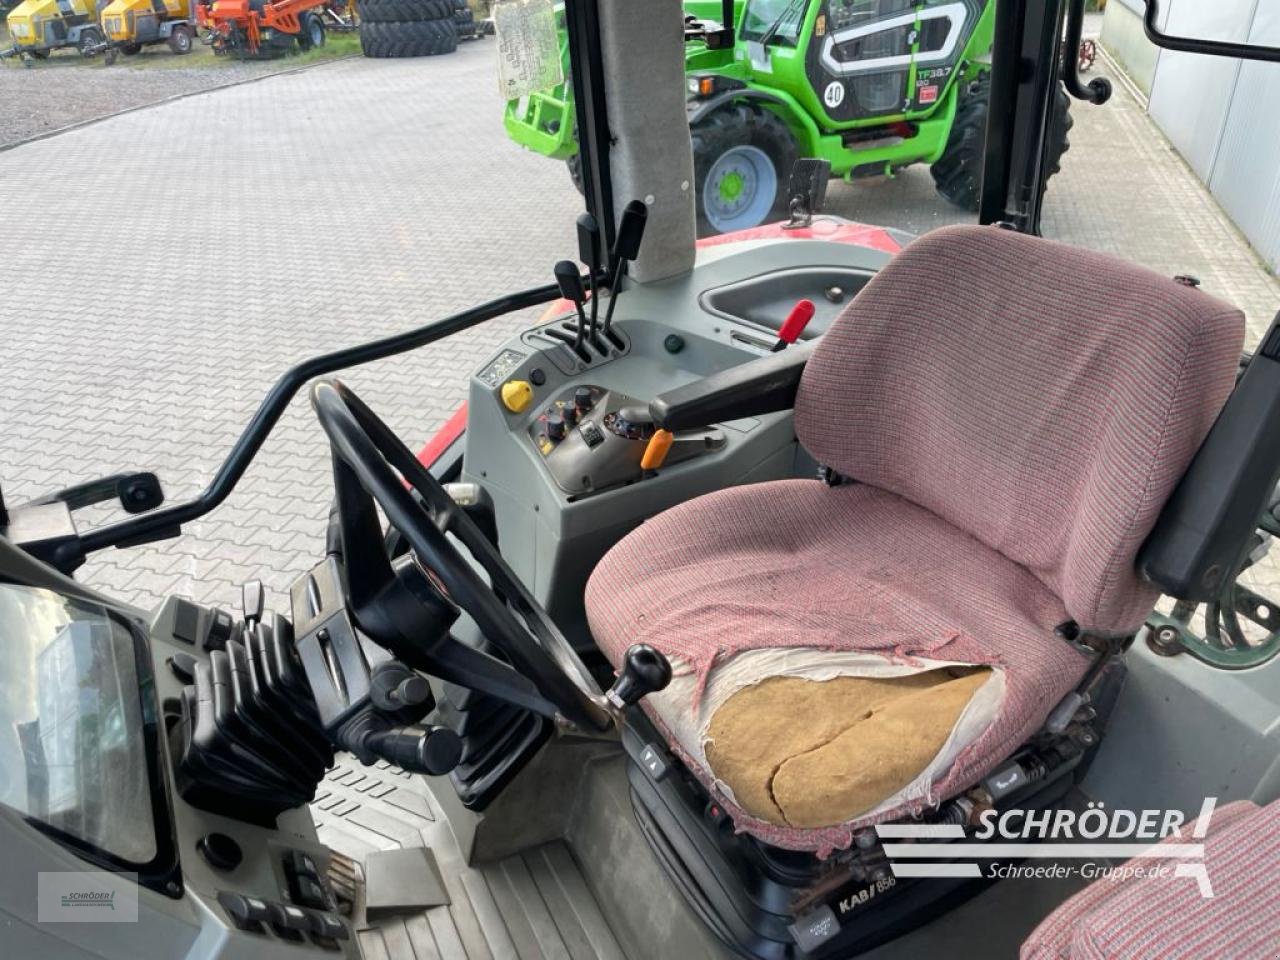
(1138, 319), (1280, 600)
(649, 340), (815, 431)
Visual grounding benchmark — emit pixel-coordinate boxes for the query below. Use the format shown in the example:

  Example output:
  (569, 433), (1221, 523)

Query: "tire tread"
(359, 17), (458, 56)
(358, 0), (452, 24)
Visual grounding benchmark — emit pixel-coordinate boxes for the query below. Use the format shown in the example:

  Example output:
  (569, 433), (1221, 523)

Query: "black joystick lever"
(553, 260), (593, 362)
(602, 200), (648, 349)
(605, 643), (673, 709)
(577, 212), (605, 349)
(364, 726), (463, 777)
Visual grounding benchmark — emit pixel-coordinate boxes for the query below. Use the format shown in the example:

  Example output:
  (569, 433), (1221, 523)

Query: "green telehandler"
(505, 0), (1071, 235)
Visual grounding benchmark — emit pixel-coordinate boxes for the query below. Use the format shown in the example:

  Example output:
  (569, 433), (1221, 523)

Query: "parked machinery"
(98, 0), (197, 62)
(506, 0), (1072, 235)
(1, 0), (105, 59)
(316, 0), (358, 36)
(196, 0), (326, 57)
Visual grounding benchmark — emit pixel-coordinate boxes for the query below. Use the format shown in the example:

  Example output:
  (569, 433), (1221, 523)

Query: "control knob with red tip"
(773, 299), (817, 352)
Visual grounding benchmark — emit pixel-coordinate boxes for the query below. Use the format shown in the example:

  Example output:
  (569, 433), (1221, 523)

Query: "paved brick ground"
(1, 41), (1277, 617)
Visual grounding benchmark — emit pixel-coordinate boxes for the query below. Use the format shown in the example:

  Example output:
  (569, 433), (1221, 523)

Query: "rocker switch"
(639, 744), (670, 782)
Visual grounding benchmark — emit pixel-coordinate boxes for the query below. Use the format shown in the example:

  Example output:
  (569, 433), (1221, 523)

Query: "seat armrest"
(1138, 324), (1280, 600)
(649, 340), (815, 431)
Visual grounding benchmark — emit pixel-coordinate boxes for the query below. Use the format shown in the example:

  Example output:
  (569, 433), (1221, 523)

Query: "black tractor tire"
(358, 0), (451, 23)
(77, 26), (103, 57)
(29, 49), (50, 59)
(690, 103), (797, 238)
(121, 42), (142, 55)
(359, 18), (457, 57)
(167, 24), (194, 55)
(297, 13), (325, 50)
(566, 151), (583, 196)
(931, 71), (1073, 212)
(453, 6), (477, 38)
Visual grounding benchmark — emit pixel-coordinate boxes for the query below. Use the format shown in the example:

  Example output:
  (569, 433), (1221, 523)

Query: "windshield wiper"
(758, 0), (805, 47)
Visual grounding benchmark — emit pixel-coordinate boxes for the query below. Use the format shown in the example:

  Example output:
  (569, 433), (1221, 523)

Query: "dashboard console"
(461, 237), (895, 641)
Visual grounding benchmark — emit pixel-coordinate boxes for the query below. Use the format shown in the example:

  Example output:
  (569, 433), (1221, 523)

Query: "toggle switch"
(501, 380), (533, 413)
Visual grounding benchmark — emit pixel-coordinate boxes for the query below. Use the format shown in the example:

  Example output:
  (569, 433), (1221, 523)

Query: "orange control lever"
(640, 429), (675, 471)
(773, 299), (816, 352)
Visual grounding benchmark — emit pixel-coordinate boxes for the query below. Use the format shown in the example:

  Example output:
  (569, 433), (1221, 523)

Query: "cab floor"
(312, 752), (1094, 960)
(310, 755), (626, 960)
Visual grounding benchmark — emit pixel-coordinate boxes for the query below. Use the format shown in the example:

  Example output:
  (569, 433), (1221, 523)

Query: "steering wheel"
(309, 378), (612, 734)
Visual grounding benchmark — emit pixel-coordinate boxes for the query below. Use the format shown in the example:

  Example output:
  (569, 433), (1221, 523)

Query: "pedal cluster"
(168, 584), (333, 827)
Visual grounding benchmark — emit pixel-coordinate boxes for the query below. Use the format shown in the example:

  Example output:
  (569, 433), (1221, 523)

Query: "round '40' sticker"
(823, 81), (845, 109)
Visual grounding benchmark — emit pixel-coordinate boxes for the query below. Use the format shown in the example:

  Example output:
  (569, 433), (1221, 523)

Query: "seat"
(585, 224), (1244, 855)
(1021, 799), (1279, 959)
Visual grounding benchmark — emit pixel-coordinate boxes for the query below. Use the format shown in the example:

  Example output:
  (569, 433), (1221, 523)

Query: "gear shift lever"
(605, 643), (673, 709)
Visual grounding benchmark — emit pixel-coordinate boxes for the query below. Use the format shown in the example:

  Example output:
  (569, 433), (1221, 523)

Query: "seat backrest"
(794, 225), (1244, 636)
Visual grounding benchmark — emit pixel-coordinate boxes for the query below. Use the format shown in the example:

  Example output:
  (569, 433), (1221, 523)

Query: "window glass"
(0, 584), (158, 865)
(741, 0), (808, 45)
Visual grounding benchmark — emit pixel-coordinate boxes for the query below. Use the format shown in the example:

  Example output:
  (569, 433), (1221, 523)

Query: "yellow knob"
(500, 379), (533, 413)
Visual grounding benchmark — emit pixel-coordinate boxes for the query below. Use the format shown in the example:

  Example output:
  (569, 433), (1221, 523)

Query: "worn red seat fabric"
(1021, 799), (1280, 960)
(585, 224), (1244, 854)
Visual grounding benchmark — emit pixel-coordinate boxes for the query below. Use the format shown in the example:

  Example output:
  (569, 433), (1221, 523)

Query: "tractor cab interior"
(2, 1), (1280, 959)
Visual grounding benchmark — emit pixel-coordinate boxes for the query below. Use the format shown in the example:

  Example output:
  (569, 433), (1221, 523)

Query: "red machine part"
(774, 298), (816, 350)
(197, 0), (322, 52)
(416, 403), (469, 469)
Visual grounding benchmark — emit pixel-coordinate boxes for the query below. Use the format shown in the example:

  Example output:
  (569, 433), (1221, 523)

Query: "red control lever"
(772, 299), (816, 352)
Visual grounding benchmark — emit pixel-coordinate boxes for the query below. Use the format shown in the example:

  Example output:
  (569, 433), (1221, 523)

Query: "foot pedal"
(364, 847), (451, 921)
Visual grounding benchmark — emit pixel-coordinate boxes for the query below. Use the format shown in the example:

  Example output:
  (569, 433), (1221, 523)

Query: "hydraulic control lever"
(605, 644), (673, 709)
(773, 299), (816, 351)
(601, 200), (649, 348)
(552, 260), (595, 362)
(577, 212), (604, 347)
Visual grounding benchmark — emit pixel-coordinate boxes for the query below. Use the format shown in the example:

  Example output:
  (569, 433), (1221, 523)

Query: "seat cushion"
(1021, 799), (1279, 960)
(585, 479), (1093, 855)
(794, 225), (1244, 636)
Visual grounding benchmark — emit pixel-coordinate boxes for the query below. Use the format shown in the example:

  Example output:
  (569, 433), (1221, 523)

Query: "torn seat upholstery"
(585, 224), (1244, 854)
